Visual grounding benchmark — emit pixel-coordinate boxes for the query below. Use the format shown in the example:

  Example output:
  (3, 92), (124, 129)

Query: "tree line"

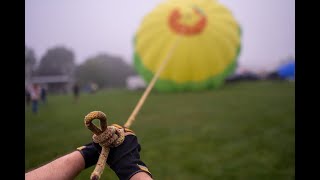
(25, 45), (137, 89)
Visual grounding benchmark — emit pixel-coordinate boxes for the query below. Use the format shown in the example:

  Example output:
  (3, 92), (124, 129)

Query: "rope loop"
(84, 111), (125, 180)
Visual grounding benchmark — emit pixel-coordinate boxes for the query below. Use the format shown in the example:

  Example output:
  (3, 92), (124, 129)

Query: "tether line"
(124, 37), (180, 128)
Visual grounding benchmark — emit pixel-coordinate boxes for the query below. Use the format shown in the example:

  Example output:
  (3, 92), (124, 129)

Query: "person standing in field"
(29, 83), (41, 114)
(40, 85), (47, 104)
(73, 82), (80, 103)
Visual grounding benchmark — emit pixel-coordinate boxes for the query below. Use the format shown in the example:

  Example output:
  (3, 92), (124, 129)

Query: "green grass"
(25, 80), (295, 180)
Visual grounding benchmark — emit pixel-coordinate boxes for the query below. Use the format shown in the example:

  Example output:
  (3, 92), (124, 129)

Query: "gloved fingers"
(111, 124), (136, 136)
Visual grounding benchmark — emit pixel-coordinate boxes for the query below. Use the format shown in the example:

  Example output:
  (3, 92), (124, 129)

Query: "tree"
(36, 46), (75, 76)
(25, 46), (36, 66)
(75, 54), (136, 89)
(25, 45), (37, 83)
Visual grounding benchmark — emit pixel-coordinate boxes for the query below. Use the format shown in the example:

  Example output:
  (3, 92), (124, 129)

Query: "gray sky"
(25, 0), (295, 71)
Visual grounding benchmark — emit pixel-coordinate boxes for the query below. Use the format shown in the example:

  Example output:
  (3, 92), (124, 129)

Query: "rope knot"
(84, 111), (126, 180)
(92, 125), (125, 148)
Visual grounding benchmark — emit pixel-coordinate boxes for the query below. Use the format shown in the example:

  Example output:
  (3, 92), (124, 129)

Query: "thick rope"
(124, 37), (180, 128)
(84, 111), (125, 180)
(83, 36), (180, 180)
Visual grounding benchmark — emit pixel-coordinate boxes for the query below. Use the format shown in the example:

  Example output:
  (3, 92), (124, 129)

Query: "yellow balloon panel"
(134, 0), (241, 83)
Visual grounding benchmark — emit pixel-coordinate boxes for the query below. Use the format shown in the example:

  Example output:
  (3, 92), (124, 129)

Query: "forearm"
(25, 151), (85, 180)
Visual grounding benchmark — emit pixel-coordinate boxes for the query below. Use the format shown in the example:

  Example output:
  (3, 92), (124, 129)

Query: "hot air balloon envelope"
(134, 0), (242, 92)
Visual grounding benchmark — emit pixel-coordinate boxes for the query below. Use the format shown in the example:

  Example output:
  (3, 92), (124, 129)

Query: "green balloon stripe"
(134, 52), (237, 92)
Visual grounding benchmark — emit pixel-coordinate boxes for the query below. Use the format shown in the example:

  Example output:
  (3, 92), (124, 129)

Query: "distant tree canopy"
(75, 54), (136, 88)
(25, 45), (36, 68)
(36, 46), (75, 76)
(25, 45), (37, 79)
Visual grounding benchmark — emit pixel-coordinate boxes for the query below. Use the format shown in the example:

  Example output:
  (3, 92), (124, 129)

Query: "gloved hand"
(77, 124), (152, 180)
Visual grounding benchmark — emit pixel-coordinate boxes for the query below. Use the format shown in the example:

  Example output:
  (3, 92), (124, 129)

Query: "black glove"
(107, 134), (152, 180)
(77, 124), (152, 180)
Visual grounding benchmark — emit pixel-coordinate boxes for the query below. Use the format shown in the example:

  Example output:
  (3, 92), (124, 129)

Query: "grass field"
(25, 80), (295, 180)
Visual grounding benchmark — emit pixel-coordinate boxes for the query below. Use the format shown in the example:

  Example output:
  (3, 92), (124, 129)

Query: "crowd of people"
(25, 82), (100, 113)
(25, 82), (84, 113)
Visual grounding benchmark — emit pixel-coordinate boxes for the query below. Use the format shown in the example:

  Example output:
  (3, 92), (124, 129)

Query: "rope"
(84, 111), (125, 180)
(83, 37), (180, 179)
(124, 37), (180, 128)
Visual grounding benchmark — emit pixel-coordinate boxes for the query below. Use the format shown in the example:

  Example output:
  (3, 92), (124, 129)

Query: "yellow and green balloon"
(133, 0), (242, 92)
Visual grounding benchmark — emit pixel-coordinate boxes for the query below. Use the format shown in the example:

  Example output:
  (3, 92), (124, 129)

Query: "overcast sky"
(25, 0), (295, 71)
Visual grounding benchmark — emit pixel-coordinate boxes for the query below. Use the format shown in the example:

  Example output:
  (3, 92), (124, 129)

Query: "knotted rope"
(83, 37), (181, 179)
(84, 111), (125, 180)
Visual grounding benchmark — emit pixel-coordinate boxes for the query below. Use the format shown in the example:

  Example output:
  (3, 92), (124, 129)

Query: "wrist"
(76, 142), (101, 168)
(130, 172), (153, 180)
(107, 135), (152, 180)
(110, 153), (152, 180)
